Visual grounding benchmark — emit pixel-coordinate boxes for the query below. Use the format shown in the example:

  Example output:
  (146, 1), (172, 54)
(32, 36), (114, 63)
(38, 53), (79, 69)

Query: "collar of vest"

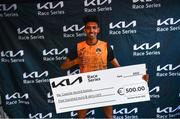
(85, 39), (98, 46)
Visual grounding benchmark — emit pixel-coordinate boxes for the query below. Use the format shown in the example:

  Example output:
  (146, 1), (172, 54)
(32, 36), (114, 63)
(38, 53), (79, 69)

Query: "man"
(61, 15), (148, 118)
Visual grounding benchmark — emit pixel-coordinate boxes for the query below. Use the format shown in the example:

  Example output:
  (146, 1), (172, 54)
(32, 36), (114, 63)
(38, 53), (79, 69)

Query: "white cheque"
(50, 64), (150, 113)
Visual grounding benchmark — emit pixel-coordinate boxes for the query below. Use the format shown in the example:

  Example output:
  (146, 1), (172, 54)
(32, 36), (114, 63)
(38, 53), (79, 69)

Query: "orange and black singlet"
(67, 40), (115, 73)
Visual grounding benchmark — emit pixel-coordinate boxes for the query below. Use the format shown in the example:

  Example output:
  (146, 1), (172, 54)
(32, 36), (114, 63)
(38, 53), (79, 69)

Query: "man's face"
(84, 22), (100, 40)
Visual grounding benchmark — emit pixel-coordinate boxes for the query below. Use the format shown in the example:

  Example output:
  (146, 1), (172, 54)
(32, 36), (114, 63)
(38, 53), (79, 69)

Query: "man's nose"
(89, 28), (93, 32)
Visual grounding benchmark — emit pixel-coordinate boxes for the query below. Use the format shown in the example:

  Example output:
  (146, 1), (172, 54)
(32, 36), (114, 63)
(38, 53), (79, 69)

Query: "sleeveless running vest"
(77, 40), (107, 73)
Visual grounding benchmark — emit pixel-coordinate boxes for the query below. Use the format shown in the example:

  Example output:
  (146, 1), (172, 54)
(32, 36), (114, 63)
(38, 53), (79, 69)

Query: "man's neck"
(86, 38), (98, 46)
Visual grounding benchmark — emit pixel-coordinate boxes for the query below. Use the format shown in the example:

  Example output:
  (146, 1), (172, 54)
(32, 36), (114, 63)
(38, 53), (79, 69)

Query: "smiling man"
(61, 15), (120, 118)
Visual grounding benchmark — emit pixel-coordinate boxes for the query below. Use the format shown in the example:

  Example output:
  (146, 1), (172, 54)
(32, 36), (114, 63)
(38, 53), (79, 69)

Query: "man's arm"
(110, 58), (120, 68)
(60, 58), (79, 70)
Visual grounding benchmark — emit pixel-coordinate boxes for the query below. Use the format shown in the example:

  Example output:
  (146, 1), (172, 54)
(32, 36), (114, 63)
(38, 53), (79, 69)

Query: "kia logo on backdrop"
(84, 0), (112, 13)
(63, 25), (84, 32)
(23, 71), (48, 79)
(0, 4), (17, 11)
(84, 0), (112, 6)
(67, 69), (80, 76)
(5, 92), (30, 105)
(156, 64), (180, 77)
(113, 108), (138, 114)
(156, 105), (180, 118)
(1, 50), (24, 57)
(157, 64), (180, 72)
(37, 2), (64, 10)
(42, 48), (68, 61)
(109, 20), (136, 29)
(109, 20), (137, 35)
(132, 42), (160, 56)
(43, 48), (68, 56)
(131, 0), (161, 10)
(113, 107), (138, 118)
(22, 71), (49, 84)
(133, 42), (160, 51)
(36, 1), (65, 16)
(71, 109), (95, 117)
(17, 26), (45, 40)
(0, 50), (25, 63)
(0, 4), (19, 17)
(17, 27), (44, 35)
(156, 18), (180, 32)
(6, 93), (29, 100)
(157, 18), (180, 26)
(62, 24), (86, 38)
(29, 112), (53, 119)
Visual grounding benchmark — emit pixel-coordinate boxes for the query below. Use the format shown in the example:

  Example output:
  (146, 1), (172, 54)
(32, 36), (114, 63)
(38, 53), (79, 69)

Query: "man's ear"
(97, 27), (100, 33)
(83, 27), (86, 33)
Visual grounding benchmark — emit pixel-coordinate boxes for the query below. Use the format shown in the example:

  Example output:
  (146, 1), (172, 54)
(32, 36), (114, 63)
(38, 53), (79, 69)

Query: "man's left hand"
(142, 74), (149, 82)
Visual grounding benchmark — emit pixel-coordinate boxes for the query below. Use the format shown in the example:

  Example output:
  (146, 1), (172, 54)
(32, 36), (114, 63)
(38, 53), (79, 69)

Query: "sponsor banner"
(50, 64), (150, 113)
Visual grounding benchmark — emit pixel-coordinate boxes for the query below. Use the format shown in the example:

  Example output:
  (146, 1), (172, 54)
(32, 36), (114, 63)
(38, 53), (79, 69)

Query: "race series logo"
(22, 70), (49, 84)
(133, 42), (160, 56)
(36, 1), (65, 16)
(109, 20), (137, 35)
(0, 4), (18, 17)
(17, 26), (45, 40)
(113, 107), (138, 118)
(132, 0), (161, 9)
(156, 105), (180, 118)
(42, 48), (68, 61)
(5, 92), (30, 105)
(84, 0), (112, 13)
(0, 50), (25, 63)
(156, 64), (180, 77)
(156, 18), (180, 32)
(62, 24), (85, 38)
